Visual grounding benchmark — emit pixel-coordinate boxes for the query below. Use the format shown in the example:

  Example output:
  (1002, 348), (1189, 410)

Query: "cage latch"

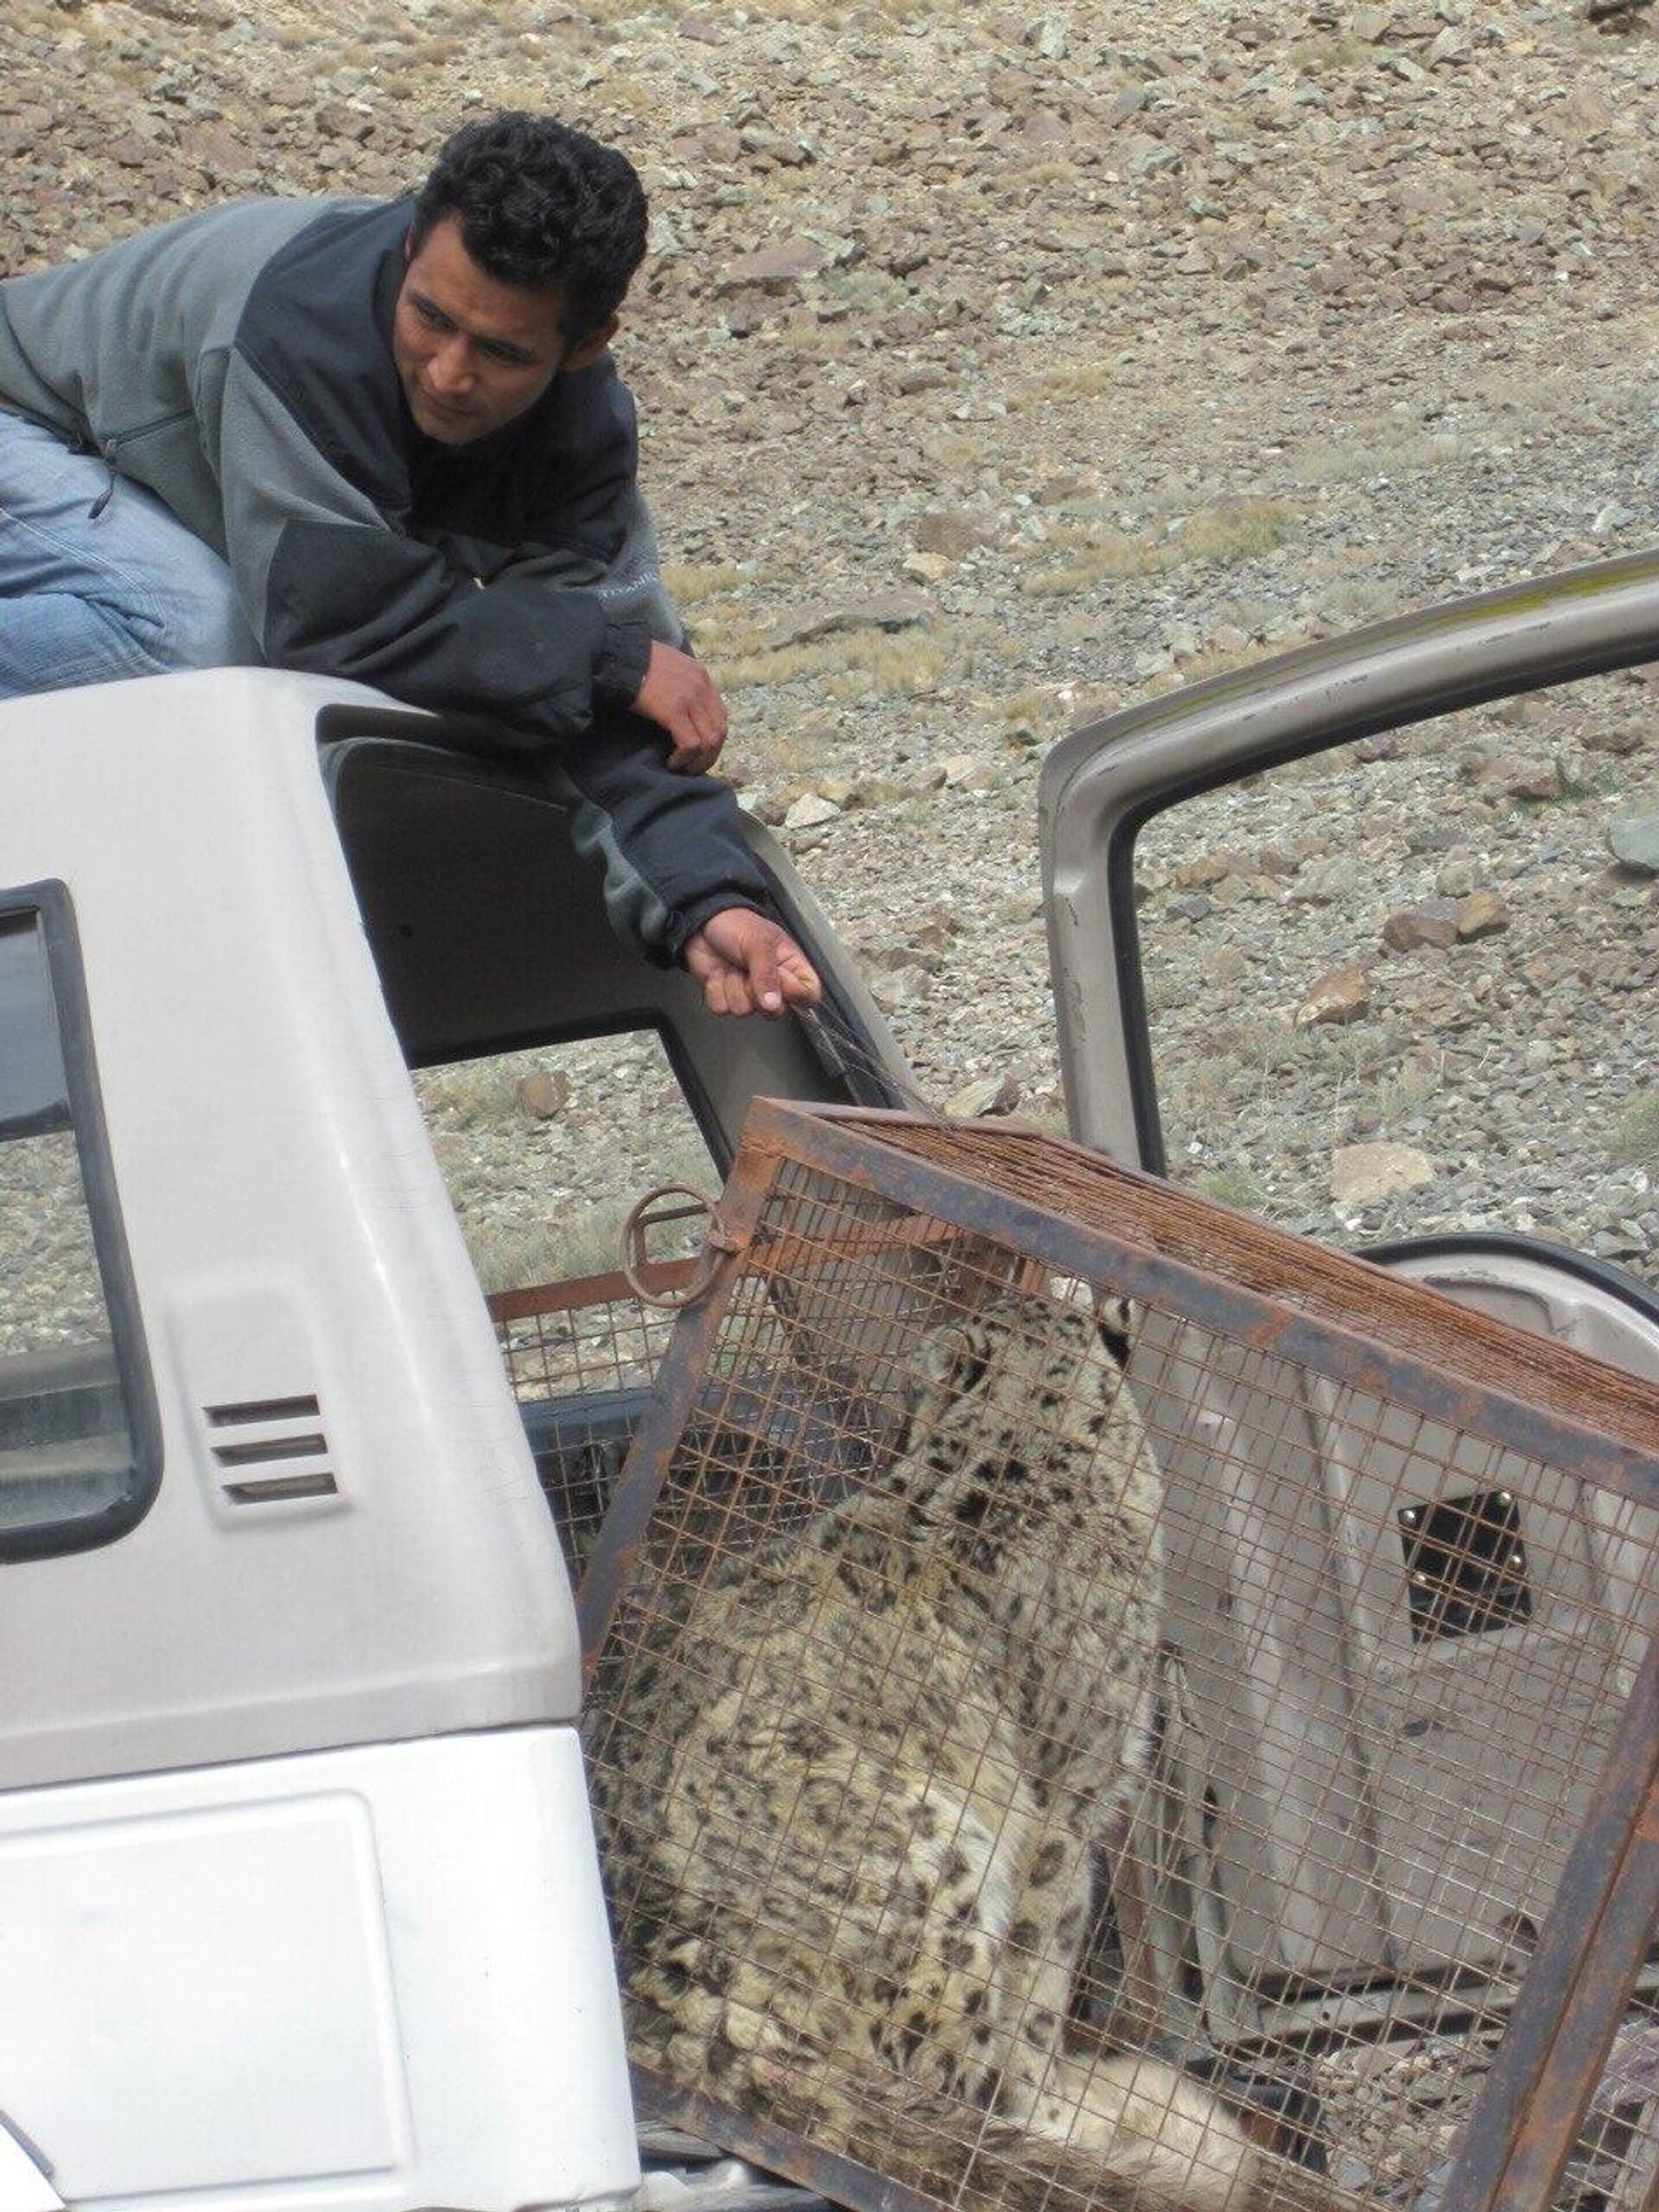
(621, 1183), (748, 1310)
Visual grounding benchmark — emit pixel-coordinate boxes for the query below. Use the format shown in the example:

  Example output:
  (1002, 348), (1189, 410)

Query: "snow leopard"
(590, 1289), (1333, 2212)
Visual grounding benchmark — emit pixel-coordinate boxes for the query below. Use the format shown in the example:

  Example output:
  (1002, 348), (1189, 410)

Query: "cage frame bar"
(487, 1255), (701, 1325)
(632, 2064), (944, 2212)
(731, 1103), (1659, 1507)
(576, 1139), (781, 1680)
(1433, 1633), (1659, 2212)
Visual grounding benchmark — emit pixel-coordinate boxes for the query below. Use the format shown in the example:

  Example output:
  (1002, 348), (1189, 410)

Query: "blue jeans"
(0, 411), (262, 701)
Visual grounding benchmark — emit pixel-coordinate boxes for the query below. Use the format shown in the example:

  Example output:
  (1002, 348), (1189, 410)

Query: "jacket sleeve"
(541, 709), (774, 963)
(205, 346), (656, 742)
(526, 496), (773, 959)
(485, 481), (689, 662)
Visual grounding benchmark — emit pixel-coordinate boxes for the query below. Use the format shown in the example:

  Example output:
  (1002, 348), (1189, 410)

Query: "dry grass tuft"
(1017, 359), (1129, 402)
(663, 560), (761, 610)
(1020, 497), (1299, 598)
(464, 1134), (712, 1295)
(1194, 1162), (1267, 1211)
(1279, 427), (1466, 489)
(709, 618), (1014, 706)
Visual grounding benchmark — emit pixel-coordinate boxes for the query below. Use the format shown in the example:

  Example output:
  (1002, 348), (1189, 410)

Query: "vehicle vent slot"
(198, 1389), (339, 1507)
(220, 1470), (340, 1505)
(207, 1394), (321, 1427)
(211, 1431), (328, 1468)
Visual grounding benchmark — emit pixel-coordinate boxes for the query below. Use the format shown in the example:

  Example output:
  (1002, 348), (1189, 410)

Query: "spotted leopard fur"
(591, 1292), (1286, 2212)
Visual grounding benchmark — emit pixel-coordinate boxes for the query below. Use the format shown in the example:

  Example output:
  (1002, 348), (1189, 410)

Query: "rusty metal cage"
(577, 1103), (1659, 2212)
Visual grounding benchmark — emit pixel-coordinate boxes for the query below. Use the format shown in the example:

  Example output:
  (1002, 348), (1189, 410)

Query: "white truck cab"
(0, 669), (899, 2212)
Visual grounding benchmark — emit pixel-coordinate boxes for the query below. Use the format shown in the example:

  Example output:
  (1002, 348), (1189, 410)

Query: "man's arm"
(539, 708), (770, 961)
(535, 712), (819, 1013)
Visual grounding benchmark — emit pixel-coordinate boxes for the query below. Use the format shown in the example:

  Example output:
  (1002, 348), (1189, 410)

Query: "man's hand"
(683, 908), (822, 1018)
(632, 639), (728, 773)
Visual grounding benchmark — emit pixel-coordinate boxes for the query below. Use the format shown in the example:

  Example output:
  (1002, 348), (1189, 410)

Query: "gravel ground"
(3, 0), (1656, 1291)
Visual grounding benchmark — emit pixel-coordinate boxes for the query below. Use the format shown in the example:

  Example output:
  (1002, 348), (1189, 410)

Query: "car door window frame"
(1081, 563), (1659, 1179)
(0, 880), (162, 1561)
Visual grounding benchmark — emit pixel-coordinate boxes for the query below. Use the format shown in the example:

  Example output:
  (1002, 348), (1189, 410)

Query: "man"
(0, 111), (818, 1019)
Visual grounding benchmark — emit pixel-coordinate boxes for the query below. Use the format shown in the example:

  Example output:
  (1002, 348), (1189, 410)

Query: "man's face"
(391, 213), (616, 445)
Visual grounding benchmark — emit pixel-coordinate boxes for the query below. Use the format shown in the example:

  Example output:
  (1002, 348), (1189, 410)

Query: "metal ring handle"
(620, 1183), (730, 1310)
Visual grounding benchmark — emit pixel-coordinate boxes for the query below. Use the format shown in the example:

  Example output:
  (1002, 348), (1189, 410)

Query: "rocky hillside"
(3, 0), (1656, 1281)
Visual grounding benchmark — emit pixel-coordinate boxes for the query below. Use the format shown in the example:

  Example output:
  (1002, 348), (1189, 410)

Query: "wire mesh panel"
(491, 1265), (691, 1574)
(581, 1105), (1659, 2212)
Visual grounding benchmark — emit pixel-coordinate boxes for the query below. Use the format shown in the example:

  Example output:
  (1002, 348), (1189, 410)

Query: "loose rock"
(517, 1071), (570, 1121)
(1455, 892), (1511, 939)
(1382, 901), (1460, 952)
(784, 793), (843, 831)
(1297, 963), (1372, 1027)
(1609, 813), (1659, 875)
(1332, 1143), (1438, 1207)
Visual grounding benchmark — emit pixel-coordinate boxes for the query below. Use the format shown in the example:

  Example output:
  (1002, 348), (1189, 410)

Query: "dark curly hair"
(411, 113), (649, 338)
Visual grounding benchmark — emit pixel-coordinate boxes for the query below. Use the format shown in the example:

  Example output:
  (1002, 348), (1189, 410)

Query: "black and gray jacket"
(0, 194), (770, 957)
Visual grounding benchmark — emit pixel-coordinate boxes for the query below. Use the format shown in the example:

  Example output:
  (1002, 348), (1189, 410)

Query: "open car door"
(1037, 552), (1659, 2041)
